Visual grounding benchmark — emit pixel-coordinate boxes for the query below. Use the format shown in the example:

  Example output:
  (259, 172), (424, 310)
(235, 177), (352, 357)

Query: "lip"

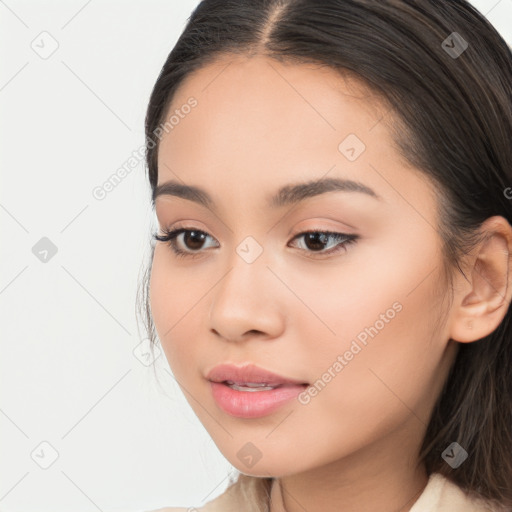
(206, 362), (308, 387)
(206, 363), (309, 419)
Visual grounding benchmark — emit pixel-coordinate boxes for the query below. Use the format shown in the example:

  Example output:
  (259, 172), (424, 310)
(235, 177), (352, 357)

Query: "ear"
(449, 216), (512, 343)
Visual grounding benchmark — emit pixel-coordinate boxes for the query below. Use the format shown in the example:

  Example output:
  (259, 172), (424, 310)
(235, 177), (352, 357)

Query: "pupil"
(306, 233), (327, 251)
(185, 231), (205, 250)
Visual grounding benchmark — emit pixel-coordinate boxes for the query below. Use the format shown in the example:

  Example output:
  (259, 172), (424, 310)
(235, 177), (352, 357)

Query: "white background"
(1, 1), (511, 511)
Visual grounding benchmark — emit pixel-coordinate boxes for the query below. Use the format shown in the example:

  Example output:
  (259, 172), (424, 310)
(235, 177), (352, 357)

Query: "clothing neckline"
(199, 471), (501, 512)
(267, 472), (434, 512)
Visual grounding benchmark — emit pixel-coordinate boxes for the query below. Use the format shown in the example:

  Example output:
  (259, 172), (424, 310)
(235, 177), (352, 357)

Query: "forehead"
(157, 54), (393, 174)
(166, 53), (386, 120)
(154, 54), (426, 216)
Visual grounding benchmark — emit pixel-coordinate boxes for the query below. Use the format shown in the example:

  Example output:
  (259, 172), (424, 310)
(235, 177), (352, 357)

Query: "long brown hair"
(137, 0), (512, 507)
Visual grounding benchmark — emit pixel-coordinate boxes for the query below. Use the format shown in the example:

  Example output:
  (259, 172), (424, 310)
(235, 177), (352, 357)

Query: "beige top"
(147, 472), (508, 512)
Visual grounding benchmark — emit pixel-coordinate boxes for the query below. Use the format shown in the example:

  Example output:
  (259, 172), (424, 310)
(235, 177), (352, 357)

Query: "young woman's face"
(149, 54), (458, 477)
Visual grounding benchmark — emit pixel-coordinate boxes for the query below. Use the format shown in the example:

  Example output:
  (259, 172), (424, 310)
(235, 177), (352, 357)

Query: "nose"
(208, 249), (285, 343)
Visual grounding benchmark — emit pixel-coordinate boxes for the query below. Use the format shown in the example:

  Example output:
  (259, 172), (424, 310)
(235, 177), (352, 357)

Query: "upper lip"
(206, 363), (308, 387)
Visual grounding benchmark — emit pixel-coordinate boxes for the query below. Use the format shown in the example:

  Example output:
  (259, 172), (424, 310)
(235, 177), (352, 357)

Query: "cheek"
(148, 250), (200, 370)
(293, 238), (446, 417)
(148, 251), (170, 339)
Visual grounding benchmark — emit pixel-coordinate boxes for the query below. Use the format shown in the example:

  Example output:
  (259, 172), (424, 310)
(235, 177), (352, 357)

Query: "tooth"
(225, 380), (275, 387)
(229, 383), (276, 392)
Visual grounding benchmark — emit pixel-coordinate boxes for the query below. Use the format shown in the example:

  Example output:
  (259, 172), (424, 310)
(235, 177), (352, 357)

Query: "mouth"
(220, 380), (308, 392)
(205, 363), (309, 418)
(209, 380), (309, 419)
(205, 362), (309, 388)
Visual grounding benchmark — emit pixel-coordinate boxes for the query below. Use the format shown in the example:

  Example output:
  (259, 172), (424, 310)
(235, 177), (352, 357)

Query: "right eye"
(153, 227), (219, 259)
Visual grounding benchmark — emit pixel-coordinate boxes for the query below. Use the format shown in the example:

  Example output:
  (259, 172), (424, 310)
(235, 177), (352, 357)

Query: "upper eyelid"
(162, 225), (353, 238)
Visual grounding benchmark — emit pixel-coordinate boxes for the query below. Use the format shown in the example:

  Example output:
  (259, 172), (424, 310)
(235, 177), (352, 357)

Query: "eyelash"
(153, 225), (358, 260)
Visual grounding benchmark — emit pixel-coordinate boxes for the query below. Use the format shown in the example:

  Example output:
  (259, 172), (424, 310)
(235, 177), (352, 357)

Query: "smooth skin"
(149, 54), (512, 512)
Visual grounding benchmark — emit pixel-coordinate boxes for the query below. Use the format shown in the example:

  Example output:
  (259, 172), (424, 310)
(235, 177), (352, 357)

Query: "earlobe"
(449, 216), (512, 343)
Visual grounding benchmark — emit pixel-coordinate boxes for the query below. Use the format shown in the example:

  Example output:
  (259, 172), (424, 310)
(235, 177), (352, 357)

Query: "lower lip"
(209, 381), (308, 419)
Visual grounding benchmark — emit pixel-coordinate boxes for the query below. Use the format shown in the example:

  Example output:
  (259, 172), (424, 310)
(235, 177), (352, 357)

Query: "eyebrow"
(152, 177), (380, 210)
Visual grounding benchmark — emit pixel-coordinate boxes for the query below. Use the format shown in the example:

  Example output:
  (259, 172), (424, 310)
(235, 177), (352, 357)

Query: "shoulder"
(411, 472), (509, 512)
(144, 508), (190, 512)
(143, 473), (272, 512)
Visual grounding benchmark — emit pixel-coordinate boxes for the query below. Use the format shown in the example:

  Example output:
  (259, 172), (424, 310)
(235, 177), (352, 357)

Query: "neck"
(269, 420), (429, 512)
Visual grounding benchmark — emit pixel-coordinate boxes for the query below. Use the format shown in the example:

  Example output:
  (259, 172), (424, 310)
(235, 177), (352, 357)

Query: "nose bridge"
(208, 235), (282, 340)
(215, 235), (269, 312)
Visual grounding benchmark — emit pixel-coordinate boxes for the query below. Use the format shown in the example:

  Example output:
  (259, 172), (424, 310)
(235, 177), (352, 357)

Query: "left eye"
(153, 228), (358, 259)
(290, 230), (358, 255)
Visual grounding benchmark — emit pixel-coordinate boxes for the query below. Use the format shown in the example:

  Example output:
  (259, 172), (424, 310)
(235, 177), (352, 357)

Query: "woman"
(138, 0), (512, 510)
